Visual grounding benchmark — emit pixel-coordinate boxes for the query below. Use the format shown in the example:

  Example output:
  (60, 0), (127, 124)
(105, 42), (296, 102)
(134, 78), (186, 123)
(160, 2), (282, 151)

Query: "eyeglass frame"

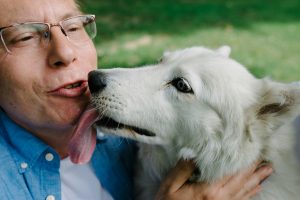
(0, 14), (96, 54)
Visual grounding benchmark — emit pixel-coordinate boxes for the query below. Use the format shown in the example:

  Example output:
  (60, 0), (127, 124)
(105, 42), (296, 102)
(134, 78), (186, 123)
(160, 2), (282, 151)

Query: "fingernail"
(262, 164), (272, 172)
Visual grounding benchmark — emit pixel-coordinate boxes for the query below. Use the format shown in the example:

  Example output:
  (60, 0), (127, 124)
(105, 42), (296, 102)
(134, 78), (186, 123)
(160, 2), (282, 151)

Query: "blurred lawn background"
(81, 0), (300, 82)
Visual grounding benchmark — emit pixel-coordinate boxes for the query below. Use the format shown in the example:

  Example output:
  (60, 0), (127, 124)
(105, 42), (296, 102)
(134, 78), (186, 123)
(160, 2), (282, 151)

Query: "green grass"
(81, 0), (300, 82)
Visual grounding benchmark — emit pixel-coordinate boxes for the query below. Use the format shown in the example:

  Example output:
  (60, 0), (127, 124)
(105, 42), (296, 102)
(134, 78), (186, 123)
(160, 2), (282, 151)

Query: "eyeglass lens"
(0, 15), (96, 53)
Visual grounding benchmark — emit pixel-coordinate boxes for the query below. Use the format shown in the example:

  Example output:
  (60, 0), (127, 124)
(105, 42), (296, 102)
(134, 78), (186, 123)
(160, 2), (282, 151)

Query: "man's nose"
(47, 27), (77, 68)
(88, 70), (107, 94)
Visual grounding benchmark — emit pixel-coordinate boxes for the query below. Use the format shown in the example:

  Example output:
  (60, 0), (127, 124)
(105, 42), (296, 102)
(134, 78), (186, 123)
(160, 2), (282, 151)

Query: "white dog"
(87, 46), (300, 199)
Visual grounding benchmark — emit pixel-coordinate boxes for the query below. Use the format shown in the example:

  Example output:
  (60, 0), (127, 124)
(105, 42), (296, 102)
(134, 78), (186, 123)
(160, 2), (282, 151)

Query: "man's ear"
(255, 80), (300, 131)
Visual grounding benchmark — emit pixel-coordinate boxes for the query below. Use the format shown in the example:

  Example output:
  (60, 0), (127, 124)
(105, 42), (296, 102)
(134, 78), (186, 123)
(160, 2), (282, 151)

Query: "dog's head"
(78, 46), (300, 179)
(88, 47), (256, 143)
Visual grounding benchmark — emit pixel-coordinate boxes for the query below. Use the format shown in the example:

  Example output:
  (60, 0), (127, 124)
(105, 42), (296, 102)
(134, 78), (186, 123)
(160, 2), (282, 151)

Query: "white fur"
(178, 147), (197, 160)
(92, 46), (300, 200)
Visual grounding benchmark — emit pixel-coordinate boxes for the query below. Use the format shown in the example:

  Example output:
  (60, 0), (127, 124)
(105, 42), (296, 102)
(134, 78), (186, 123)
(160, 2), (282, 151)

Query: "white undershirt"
(60, 157), (113, 200)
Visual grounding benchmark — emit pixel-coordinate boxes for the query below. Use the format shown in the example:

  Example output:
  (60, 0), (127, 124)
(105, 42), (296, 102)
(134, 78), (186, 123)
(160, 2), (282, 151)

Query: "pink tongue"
(68, 107), (99, 164)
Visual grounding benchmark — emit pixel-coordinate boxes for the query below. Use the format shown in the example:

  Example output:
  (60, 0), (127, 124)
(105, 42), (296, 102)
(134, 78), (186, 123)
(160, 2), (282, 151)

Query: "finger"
(234, 164), (272, 198)
(235, 185), (262, 200)
(162, 159), (196, 193)
(254, 164), (273, 184)
(223, 160), (263, 191)
(213, 174), (234, 188)
(247, 185), (262, 198)
(200, 160), (263, 191)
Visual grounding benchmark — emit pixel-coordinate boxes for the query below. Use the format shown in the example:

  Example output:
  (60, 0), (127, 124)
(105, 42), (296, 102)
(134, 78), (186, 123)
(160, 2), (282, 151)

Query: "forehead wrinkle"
(0, 0), (81, 26)
(38, 0), (81, 23)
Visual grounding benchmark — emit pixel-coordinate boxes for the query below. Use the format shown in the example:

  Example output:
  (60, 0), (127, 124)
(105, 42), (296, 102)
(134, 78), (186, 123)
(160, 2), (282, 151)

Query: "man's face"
(0, 0), (97, 134)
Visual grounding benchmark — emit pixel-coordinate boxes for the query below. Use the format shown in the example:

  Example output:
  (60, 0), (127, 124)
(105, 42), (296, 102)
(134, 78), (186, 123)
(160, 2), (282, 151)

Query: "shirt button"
(20, 162), (28, 169)
(45, 195), (55, 200)
(45, 153), (54, 161)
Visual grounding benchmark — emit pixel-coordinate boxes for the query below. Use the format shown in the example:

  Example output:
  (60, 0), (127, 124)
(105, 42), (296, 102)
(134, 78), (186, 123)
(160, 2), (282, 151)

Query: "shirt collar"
(0, 110), (51, 173)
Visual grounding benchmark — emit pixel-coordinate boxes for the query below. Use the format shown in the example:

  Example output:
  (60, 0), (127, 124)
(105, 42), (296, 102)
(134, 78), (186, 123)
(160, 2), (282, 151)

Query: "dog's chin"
(94, 116), (165, 145)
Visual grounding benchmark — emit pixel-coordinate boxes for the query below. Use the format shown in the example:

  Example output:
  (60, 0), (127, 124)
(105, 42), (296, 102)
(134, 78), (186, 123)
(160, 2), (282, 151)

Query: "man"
(0, 0), (272, 199)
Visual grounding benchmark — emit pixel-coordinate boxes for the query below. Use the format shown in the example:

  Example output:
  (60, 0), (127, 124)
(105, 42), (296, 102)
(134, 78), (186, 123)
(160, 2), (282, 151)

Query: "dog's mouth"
(68, 106), (157, 165)
(95, 116), (156, 137)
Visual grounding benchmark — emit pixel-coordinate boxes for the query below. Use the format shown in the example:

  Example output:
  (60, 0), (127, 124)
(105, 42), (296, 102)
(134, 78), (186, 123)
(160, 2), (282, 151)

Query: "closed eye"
(170, 77), (194, 94)
(10, 32), (38, 45)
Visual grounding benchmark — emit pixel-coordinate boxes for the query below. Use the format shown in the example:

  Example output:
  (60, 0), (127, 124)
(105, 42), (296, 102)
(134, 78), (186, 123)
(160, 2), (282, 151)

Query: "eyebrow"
(0, 9), (84, 28)
(60, 10), (83, 20)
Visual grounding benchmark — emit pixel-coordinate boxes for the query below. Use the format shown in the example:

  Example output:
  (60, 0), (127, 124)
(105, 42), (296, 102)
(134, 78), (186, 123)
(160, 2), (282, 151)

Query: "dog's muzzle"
(88, 70), (156, 138)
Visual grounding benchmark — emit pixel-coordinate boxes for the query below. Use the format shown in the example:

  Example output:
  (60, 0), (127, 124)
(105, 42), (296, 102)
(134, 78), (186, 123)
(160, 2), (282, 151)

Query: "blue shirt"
(0, 110), (136, 200)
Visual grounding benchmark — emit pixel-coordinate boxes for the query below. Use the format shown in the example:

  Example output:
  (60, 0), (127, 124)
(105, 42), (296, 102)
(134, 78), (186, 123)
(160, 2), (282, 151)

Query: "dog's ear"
(215, 45), (231, 57)
(254, 81), (300, 132)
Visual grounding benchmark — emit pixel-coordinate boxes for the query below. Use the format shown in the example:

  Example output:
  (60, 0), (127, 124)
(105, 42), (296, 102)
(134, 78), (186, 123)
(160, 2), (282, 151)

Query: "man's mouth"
(96, 116), (156, 137)
(63, 82), (83, 89)
(48, 81), (88, 97)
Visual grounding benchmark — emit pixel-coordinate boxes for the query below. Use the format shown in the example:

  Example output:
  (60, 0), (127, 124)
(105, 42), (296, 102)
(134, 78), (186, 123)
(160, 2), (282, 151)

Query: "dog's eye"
(171, 77), (193, 93)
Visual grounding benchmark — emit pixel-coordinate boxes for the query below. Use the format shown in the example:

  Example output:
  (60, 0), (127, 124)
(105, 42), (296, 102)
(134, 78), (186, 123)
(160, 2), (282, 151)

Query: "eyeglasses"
(0, 14), (96, 54)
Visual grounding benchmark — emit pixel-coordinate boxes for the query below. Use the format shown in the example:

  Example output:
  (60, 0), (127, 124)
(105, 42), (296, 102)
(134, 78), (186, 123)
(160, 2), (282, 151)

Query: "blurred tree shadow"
(81, 0), (300, 42)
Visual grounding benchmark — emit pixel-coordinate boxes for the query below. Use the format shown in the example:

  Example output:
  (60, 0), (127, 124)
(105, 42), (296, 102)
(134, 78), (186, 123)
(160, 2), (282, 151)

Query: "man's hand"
(155, 160), (273, 200)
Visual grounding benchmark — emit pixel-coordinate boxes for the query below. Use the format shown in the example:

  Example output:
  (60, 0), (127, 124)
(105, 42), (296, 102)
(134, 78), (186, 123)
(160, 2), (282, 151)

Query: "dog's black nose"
(88, 70), (107, 94)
